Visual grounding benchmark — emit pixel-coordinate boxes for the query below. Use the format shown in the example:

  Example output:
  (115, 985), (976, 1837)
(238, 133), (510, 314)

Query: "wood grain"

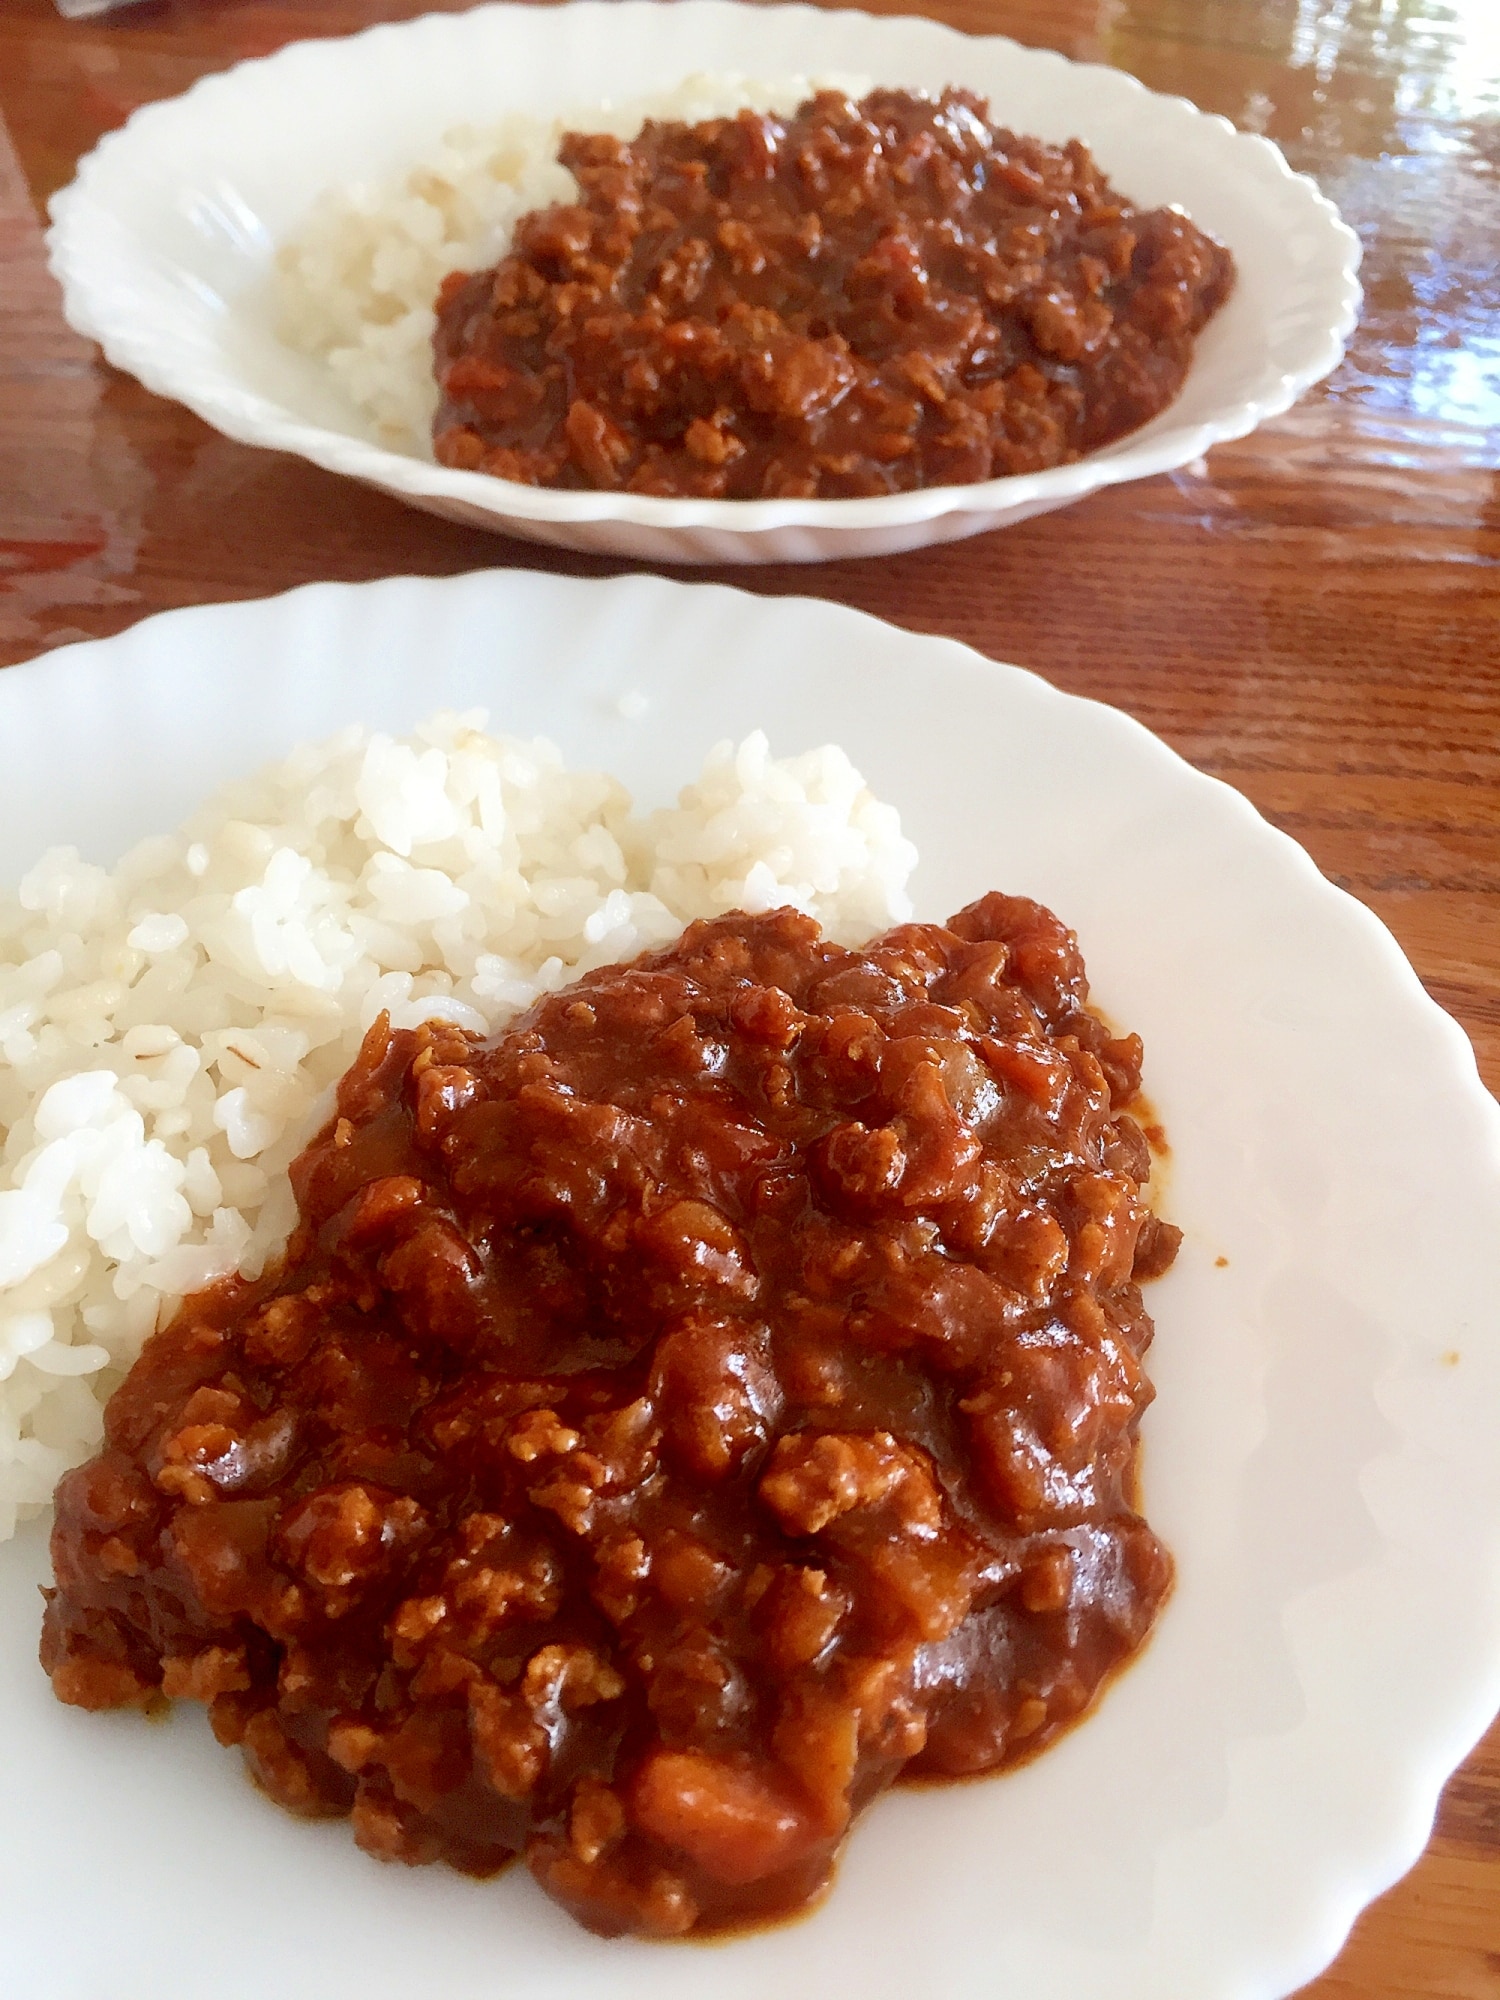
(0, 0), (1497, 1989)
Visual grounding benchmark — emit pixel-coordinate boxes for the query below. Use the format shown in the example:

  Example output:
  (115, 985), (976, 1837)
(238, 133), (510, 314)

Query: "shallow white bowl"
(2, 572), (1499, 2000)
(45, 0), (1362, 564)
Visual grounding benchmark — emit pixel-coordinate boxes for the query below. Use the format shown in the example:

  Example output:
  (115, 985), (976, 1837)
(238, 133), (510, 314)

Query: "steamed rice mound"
(0, 716), (915, 1539)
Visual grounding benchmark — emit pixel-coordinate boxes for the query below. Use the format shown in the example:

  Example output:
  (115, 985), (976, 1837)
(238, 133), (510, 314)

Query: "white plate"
(45, 0), (1361, 565)
(2, 571), (1497, 2000)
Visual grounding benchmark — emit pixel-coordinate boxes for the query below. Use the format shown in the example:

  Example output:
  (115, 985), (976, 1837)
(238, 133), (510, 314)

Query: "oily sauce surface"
(432, 89), (1235, 499)
(43, 897), (1180, 1937)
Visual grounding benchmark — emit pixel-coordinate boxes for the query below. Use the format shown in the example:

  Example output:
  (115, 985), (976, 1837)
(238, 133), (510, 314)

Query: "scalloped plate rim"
(43, 0), (1363, 550)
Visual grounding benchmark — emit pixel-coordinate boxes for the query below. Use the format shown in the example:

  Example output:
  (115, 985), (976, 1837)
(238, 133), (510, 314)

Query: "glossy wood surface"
(1, 0), (1497, 1989)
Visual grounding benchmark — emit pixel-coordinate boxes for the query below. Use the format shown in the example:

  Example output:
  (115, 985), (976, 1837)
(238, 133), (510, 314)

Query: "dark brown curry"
(433, 89), (1234, 499)
(44, 896), (1178, 1936)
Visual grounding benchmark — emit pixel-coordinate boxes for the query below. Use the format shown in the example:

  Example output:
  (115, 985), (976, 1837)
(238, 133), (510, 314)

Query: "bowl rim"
(45, 0), (1365, 534)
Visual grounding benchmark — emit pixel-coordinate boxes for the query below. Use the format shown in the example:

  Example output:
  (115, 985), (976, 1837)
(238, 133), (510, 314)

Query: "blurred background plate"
(43, 0), (1361, 564)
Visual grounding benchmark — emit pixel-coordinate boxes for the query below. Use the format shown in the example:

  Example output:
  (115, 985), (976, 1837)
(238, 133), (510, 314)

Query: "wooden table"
(1, 0), (1497, 1988)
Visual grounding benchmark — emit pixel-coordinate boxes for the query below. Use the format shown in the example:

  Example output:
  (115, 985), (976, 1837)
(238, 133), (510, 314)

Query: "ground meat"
(43, 896), (1180, 1937)
(432, 88), (1234, 499)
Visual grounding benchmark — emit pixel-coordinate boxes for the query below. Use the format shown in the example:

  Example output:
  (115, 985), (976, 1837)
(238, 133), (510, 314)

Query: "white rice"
(0, 716), (916, 1538)
(274, 73), (869, 450)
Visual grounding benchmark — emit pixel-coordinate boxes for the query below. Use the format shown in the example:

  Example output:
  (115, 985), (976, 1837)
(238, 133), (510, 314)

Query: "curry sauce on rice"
(13, 719), (1179, 1938)
(43, 896), (1177, 1936)
(274, 79), (1233, 495)
(274, 77), (865, 449)
(434, 89), (1234, 499)
(0, 720), (914, 1536)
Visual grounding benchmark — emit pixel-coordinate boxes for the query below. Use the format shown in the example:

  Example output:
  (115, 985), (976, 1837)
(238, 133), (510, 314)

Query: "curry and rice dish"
(42, 889), (1178, 1937)
(275, 83), (1234, 497)
(0, 724), (914, 1536)
(433, 89), (1233, 499)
